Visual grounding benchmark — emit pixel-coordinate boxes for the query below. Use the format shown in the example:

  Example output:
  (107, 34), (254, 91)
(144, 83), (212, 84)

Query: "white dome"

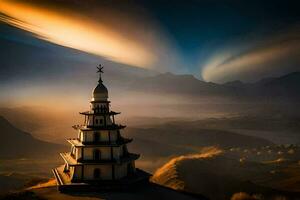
(91, 82), (108, 101)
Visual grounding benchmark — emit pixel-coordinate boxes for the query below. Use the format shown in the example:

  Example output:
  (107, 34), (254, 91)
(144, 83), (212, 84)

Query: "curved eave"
(67, 138), (133, 147)
(79, 111), (121, 116)
(82, 124), (126, 130)
(73, 124), (126, 131)
(90, 100), (110, 103)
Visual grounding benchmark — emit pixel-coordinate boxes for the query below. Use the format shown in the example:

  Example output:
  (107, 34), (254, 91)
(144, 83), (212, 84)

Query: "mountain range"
(0, 116), (66, 158)
(123, 71), (300, 101)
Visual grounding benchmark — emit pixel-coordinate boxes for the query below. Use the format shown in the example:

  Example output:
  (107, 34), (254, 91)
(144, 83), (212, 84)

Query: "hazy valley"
(1, 90), (300, 199)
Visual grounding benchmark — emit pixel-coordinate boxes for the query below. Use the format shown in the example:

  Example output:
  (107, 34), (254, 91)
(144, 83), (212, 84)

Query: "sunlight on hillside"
(27, 178), (57, 189)
(151, 146), (223, 190)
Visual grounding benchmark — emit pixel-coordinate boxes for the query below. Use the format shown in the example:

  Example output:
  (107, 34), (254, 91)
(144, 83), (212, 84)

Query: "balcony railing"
(81, 138), (132, 145)
(76, 153), (140, 164)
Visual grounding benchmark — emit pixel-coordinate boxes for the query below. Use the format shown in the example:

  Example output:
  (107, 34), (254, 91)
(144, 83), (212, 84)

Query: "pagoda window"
(94, 168), (101, 179)
(94, 132), (100, 142)
(95, 105), (100, 113)
(100, 119), (103, 124)
(93, 149), (101, 160)
(95, 119), (99, 124)
(103, 106), (107, 113)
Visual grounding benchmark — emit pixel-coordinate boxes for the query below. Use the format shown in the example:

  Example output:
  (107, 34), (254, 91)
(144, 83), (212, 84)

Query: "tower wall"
(79, 130), (119, 143)
(91, 102), (109, 110)
(113, 147), (123, 159)
(71, 163), (135, 181)
(71, 146), (124, 161)
(72, 166), (82, 180)
(83, 147), (111, 160)
(84, 165), (113, 180)
(115, 164), (126, 179)
(86, 116), (112, 127)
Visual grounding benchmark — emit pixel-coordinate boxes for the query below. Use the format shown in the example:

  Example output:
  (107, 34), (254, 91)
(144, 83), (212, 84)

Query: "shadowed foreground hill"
(0, 182), (208, 200)
(0, 116), (66, 158)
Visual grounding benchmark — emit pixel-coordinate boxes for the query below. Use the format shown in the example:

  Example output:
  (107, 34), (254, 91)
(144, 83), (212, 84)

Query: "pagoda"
(53, 65), (149, 191)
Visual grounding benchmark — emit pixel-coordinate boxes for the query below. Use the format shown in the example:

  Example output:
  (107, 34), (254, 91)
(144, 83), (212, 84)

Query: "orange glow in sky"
(0, 0), (157, 68)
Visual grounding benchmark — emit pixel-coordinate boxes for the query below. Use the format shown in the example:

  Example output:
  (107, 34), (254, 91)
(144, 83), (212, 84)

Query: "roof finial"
(97, 64), (104, 83)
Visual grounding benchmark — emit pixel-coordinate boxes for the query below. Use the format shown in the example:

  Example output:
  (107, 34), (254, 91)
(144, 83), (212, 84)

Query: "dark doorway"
(94, 168), (100, 179)
(94, 149), (101, 160)
(94, 132), (100, 142)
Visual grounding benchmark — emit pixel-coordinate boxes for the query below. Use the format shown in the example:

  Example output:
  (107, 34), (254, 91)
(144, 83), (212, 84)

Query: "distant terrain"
(0, 116), (66, 194)
(0, 116), (66, 158)
(1, 87), (300, 199)
(122, 71), (300, 102)
(124, 124), (274, 172)
(152, 147), (300, 200)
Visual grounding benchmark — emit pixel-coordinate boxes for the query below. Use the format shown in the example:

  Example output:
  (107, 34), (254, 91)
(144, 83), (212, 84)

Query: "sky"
(0, 0), (300, 96)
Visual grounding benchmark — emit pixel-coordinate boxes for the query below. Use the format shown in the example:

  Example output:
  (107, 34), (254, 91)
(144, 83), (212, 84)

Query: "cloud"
(0, 0), (181, 70)
(201, 27), (300, 83)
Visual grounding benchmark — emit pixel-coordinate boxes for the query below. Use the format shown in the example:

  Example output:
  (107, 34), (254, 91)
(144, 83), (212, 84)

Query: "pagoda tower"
(53, 65), (149, 191)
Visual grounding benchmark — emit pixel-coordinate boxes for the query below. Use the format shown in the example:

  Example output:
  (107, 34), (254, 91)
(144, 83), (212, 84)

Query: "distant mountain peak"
(273, 71), (300, 81)
(151, 73), (209, 86)
(282, 71), (300, 76)
(224, 80), (244, 87)
(262, 71), (300, 87)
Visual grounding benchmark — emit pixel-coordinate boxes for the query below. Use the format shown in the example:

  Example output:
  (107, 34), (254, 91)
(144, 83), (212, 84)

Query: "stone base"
(52, 165), (151, 192)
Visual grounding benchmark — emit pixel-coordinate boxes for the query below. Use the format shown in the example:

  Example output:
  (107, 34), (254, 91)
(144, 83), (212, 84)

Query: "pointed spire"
(97, 64), (104, 83)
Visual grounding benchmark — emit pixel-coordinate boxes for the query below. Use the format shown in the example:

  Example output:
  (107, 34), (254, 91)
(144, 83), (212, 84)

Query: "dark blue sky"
(138, 0), (300, 73)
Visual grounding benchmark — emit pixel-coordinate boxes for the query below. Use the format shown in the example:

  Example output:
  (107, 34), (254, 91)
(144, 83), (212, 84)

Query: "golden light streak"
(0, 0), (156, 68)
(202, 47), (287, 82)
(201, 32), (300, 83)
